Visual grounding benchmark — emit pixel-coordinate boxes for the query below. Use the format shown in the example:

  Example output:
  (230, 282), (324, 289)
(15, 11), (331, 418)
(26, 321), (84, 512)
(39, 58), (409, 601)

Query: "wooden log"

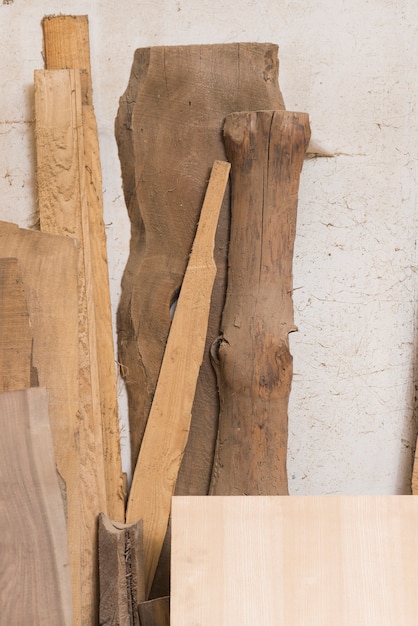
(116, 43), (284, 596)
(41, 14), (125, 523)
(0, 387), (72, 625)
(115, 42), (285, 487)
(138, 597), (170, 626)
(34, 68), (108, 626)
(0, 258), (33, 391)
(126, 161), (230, 598)
(98, 514), (145, 626)
(0, 221), (82, 622)
(171, 495), (418, 625)
(209, 111), (310, 496)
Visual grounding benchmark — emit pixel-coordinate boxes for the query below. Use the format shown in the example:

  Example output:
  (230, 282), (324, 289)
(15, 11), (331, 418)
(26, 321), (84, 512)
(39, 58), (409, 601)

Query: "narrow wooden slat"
(0, 387), (72, 625)
(41, 14), (125, 522)
(126, 161), (230, 597)
(171, 495), (418, 626)
(34, 69), (106, 626)
(0, 258), (33, 391)
(98, 514), (145, 626)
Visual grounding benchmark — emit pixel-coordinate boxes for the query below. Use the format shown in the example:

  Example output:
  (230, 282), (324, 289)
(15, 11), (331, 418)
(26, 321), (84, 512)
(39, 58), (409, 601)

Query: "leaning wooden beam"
(98, 514), (145, 626)
(0, 221), (81, 623)
(34, 69), (107, 626)
(0, 257), (33, 391)
(126, 161), (230, 597)
(209, 111), (310, 496)
(0, 387), (72, 625)
(41, 14), (124, 522)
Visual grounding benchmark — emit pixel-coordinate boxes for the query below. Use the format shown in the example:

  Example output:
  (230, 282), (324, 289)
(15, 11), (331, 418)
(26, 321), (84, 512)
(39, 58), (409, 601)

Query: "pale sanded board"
(172, 495), (418, 625)
(0, 387), (72, 625)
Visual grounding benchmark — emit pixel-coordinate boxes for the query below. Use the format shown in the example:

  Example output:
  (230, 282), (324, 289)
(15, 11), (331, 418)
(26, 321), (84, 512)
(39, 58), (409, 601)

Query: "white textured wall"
(1, 0), (417, 494)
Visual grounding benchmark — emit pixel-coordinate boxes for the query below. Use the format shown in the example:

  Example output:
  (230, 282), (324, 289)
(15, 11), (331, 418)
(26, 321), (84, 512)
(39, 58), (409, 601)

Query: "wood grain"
(98, 514), (145, 626)
(172, 495), (418, 626)
(0, 221), (81, 622)
(41, 14), (125, 523)
(209, 111), (310, 496)
(126, 161), (230, 598)
(138, 597), (170, 626)
(34, 68), (108, 626)
(0, 387), (72, 625)
(0, 258), (33, 391)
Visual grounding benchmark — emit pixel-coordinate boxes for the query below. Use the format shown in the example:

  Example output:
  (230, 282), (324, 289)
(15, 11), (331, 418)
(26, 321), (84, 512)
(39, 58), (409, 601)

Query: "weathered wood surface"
(0, 387), (72, 625)
(98, 514), (145, 626)
(126, 161), (230, 598)
(0, 221), (81, 621)
(209, 111), (310, 496)
(41, 14), (125, 522)
(0, 258), (33, 391)
(171, 495), (418, 625)
(138, 597), (170, 626)
(115, 42), (285, 486)
(34, 68), (109, 626)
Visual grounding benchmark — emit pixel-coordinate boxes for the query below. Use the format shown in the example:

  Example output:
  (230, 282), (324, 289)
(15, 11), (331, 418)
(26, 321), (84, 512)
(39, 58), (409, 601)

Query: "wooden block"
(0, 387), (72, 625)
(171, 495), (418, 625)
(0, 258), (33, 391)
(41, 14), (124, 523)
(209, 111), (310, 496)
(98, 514), (145, 626)
(126, 161), (230, 597)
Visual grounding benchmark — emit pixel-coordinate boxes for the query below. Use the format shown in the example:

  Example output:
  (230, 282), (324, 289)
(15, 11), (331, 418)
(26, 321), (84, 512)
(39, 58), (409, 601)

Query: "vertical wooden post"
(209, 110), (310, 496)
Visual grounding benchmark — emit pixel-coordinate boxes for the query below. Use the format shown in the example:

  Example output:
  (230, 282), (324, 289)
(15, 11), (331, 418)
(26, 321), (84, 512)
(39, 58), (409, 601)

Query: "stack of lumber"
(1, 17), (313, 626)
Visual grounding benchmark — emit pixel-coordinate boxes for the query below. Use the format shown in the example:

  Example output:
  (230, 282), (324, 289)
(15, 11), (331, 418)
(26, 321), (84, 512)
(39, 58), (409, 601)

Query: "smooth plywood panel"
(172, 496), (418, 625)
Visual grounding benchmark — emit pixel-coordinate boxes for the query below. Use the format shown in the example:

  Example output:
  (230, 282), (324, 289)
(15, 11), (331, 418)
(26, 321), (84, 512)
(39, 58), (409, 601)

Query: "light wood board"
(172, 495), (418, 625)
(0, 387), (72, 625)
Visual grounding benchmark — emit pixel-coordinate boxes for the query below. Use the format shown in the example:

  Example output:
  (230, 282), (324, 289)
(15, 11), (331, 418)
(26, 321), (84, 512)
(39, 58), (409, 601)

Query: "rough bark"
(209, 110), (310, 496)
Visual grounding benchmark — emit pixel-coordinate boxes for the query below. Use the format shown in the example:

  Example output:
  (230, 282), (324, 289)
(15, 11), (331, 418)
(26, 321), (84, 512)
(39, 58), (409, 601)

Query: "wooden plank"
(42, 14), (92, 103)
(126, 161), (230, 598)
(0, 387), (72, 625)
(0, 258), (33, 391)
(98, 514), (145, 626)
(41, 14), (125, 523)
(138, 597), (170, 626)
(171, 495), (418, 625)
(0, 221), (83, 623)
(209, 110), (310, 496)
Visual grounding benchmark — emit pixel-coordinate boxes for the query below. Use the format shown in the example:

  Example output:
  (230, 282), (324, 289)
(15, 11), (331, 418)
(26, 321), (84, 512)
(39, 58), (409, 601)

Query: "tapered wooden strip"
(0, 221), (81, 624)
(0, 387), (72, 625)
(209, 110), (310, 496)
(42, 15), (125, 521)
(126, 160), (230, 597)
(138, 597), (170, 626)
(34, 68), (106, 626)
(98, 514), (145, 626)
(0, 258), (33, 391)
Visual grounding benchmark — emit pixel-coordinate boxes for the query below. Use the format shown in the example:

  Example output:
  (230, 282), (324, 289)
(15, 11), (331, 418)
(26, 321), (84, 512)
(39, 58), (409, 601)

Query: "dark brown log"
(209, 110), (310, 496)
(98, 514), (145, 626)
(115, 44), (284, 596)
(138, 597), (170, 626)
(115, 43), (284, 484)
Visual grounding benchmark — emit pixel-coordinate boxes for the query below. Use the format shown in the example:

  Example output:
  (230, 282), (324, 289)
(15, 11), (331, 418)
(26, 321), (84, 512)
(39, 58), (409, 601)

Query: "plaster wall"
(1, 0), (417, 494)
